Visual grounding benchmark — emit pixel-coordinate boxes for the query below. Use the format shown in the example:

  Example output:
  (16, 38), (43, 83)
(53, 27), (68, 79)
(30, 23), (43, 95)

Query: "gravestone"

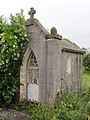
(20, 8), (85, 105)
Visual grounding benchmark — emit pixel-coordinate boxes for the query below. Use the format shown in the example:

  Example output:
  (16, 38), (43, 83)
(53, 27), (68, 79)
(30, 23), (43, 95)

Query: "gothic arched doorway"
(27, 51), (39, 101)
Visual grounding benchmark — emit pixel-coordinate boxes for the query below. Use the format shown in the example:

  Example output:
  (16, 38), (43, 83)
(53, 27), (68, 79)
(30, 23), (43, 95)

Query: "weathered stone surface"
(51, 27), (57, 35)
(20, 8), (85, 105)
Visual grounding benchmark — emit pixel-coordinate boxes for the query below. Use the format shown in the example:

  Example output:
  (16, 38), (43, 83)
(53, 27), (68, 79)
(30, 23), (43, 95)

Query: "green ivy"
(0, 10), (29, 106)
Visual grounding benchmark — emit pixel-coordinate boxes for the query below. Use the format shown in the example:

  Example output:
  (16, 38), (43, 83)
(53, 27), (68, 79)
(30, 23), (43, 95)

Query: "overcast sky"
(0, 0), (90, 48)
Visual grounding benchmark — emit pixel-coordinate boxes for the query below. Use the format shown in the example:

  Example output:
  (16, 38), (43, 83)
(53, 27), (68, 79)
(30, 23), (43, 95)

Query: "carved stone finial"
(51, 27), (57, 35)
(28, 7), (36, 19)
(46, 27), (62, 40)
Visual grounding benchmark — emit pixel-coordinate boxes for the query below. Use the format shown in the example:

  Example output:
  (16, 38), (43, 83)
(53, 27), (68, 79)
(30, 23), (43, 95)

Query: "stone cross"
(28, 7), (36, 19)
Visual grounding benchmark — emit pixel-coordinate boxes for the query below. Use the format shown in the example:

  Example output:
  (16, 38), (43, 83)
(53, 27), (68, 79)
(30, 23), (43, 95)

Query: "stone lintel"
(46, 34), (62, 40)
(26, 7), (36, 26)
(62, 47), (86, 54)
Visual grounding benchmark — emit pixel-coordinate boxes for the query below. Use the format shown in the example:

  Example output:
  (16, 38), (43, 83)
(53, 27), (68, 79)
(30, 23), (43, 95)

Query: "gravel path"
(0, 108), (30, 120)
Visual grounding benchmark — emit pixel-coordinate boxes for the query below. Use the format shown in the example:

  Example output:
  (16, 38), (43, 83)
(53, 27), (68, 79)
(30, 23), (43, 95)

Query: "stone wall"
(61, 51), (82, 92)
(20, 23), (47, 103)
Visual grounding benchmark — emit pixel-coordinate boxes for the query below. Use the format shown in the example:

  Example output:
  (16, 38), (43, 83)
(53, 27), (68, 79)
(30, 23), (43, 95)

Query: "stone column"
(45, 27), (62, 105)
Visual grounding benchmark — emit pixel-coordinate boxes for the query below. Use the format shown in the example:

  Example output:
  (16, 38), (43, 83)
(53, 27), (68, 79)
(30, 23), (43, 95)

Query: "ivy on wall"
(0, 10), (29, 106)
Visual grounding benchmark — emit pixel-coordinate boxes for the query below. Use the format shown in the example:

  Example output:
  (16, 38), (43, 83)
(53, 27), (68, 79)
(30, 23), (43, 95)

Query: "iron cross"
(28, 7), (36, 19)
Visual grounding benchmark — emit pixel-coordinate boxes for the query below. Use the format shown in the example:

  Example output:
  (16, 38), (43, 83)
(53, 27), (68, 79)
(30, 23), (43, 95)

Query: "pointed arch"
(20, 46), (39, 101)
(27, 51), (39, 84)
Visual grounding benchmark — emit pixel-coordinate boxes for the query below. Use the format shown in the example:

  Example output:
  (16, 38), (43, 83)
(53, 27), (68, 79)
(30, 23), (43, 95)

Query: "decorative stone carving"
(26, 7), (36, 25)
(28, 7), (36, 20)
(46, 27), (62, 40)
(51, 27), (57, 35)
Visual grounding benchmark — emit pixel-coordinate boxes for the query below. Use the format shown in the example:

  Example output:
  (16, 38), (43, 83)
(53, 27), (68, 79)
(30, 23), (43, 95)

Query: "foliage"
(0, 116), (5, 120)
(13, 101), (54, 120)
(54, 90), (90, 120)
(82, 71), (90, 90)
(0, 11), (29, 106)
(12, 88), (90, 120)
(0, 117), (5, 120)
(83, 53), (90, 72)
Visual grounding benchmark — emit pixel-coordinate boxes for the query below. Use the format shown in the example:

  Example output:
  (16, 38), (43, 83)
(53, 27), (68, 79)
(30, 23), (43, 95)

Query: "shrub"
(0, 10), (29, 106)
(83, 53), (90, 72)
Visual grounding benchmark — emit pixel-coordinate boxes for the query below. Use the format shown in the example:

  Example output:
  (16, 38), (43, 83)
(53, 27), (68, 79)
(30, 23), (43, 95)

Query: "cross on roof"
(28, 7), (36, 19)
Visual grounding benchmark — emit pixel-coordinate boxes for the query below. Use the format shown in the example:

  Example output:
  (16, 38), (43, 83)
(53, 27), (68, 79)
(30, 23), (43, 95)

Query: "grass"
(10, 72), (90, 120)
(1, 71), (90, 120)
(12, 71), (90, 120)
(12, 88), (90, 120)
(82, 71), (90, 90)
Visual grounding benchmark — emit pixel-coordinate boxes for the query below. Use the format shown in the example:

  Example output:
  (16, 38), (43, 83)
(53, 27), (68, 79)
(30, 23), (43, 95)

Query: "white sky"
(0, 0), (90, 48)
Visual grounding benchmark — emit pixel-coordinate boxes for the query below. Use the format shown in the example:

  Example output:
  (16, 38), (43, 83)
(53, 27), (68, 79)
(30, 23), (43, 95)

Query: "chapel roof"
(26, 7), (85, 54)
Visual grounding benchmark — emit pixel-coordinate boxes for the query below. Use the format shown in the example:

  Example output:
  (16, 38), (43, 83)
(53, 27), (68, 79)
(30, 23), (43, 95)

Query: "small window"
(29, 51), (38, 67)
(28, 51), (39, 84)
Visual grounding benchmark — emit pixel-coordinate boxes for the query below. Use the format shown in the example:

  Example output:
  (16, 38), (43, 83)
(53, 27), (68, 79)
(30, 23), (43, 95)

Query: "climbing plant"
(0, 10), (29, 106)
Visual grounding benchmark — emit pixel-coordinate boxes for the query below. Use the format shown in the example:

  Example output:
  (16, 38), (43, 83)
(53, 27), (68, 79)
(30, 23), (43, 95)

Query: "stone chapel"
(20, 8), (85, 104)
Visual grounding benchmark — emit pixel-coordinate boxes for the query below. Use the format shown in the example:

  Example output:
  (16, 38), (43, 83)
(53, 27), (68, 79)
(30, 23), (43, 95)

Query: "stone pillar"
(20, 66), (27, 101)
(20, 46), (32, 101)
(45, 27), (62, 105)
